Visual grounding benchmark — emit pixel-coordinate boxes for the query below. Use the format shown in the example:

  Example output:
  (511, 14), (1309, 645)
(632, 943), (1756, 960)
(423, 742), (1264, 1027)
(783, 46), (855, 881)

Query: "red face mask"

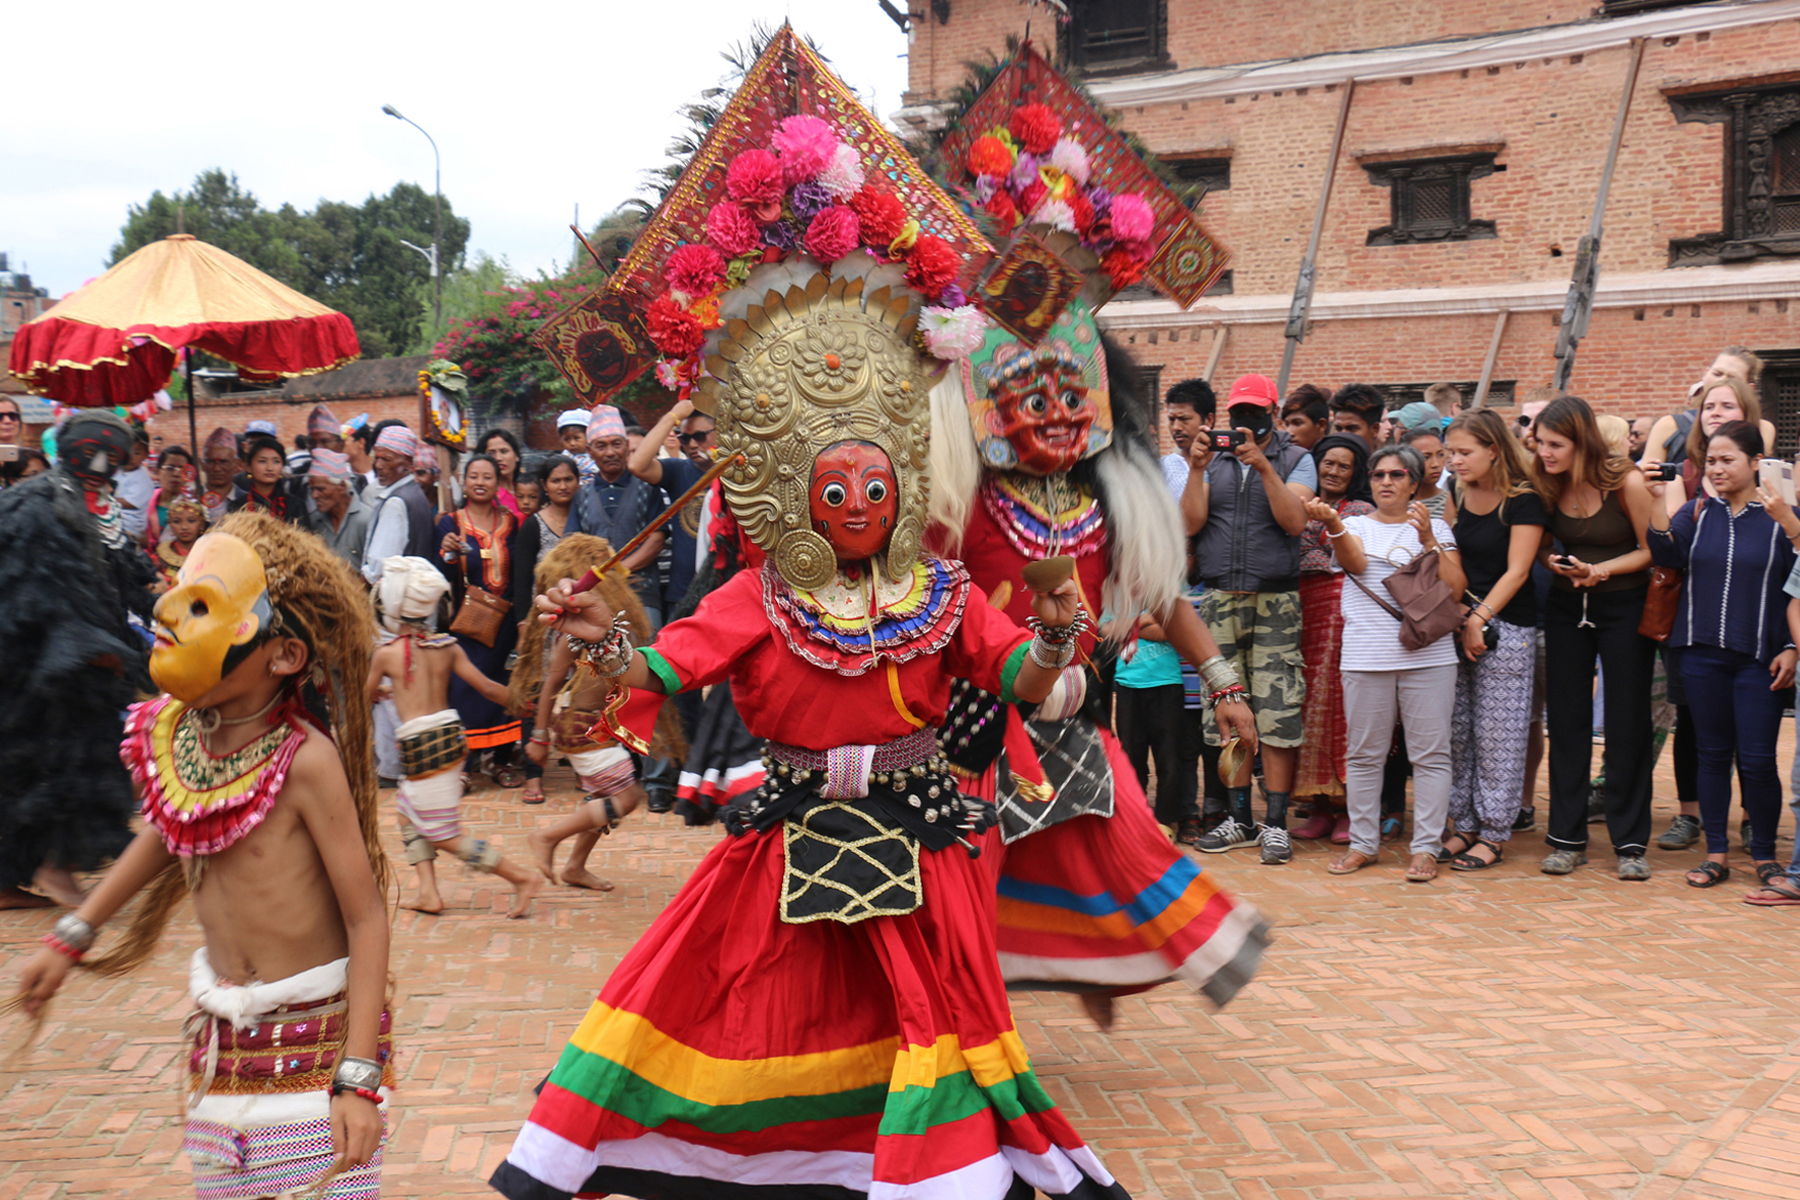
(809, 441), (897, 563)
(991, 355), (1095, 475)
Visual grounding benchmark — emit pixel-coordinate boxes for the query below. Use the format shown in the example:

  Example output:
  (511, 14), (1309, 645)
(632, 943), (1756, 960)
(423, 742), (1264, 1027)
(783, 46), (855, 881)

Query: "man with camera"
(1180, 374), (1317, 863)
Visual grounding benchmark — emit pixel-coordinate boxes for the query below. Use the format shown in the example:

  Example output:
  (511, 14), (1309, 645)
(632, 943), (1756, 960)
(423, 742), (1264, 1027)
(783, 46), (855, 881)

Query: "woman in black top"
(1442, 410), (1547, 869)
(1532, 396), (1658, 880)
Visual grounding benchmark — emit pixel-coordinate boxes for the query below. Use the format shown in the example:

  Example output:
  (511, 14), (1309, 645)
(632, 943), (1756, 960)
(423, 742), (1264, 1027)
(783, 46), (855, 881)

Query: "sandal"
(521, 781), (546, 805)
(1685, 861), (1731, 889)
(1744, 874), (1800, 906)
(1380, 815), (1405, 844)
(1405, 853), (1438, 883)
(1327, 849), (1377, 875)
(492, 763), (526, 789)
(1755, 861), (1787, 886)
(1451, 839), (1503, 871)
(1437, 831), (1479, 863)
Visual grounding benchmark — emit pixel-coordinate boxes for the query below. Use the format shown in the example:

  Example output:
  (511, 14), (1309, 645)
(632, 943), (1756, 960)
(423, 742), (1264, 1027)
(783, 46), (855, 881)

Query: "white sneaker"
(1197, 817), (1259, 853)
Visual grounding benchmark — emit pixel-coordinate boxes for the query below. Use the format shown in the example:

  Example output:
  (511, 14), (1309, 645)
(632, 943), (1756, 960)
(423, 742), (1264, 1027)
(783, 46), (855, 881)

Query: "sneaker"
(1512, 805), (1537, 832)
(1197, 817), (1260, 853)
(1617, 855), (1651, 881)
(1541, 849), (1588, 875)
(1260, 826), (1292, 864)
(1656, 814), (1701, 850)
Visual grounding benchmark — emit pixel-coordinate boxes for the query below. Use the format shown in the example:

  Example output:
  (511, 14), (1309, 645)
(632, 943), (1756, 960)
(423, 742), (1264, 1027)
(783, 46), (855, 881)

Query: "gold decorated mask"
(150, 533), (275, 703)
(697, 272), (932, 591)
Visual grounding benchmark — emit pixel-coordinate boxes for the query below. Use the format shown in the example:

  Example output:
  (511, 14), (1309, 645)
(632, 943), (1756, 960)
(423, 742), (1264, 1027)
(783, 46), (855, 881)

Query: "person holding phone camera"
(1533, 396), (1659, 880)
(1646, 421), (1797, 892)
(1180, 373), (1318, 863)
(1441, 410), (1548, 870)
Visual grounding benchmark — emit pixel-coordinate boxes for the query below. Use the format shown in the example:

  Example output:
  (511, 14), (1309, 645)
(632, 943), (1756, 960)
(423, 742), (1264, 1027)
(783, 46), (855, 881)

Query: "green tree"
(110, 171), (470, 359)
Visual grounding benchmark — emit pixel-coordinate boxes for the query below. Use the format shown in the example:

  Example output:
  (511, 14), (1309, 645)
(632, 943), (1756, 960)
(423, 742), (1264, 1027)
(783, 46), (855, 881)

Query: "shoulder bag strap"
(1344, 566), (1407, 623)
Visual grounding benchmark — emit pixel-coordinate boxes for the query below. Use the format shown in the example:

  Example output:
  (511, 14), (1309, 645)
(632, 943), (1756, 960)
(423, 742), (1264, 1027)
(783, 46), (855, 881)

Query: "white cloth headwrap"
(378, 555), (452, 626)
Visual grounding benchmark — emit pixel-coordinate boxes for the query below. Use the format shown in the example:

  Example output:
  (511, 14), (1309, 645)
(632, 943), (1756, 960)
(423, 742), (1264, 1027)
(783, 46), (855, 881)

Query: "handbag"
(1346, 545), (1464, 651)
(1637, 499), (1700, 642)
(446, 512), (512, 647)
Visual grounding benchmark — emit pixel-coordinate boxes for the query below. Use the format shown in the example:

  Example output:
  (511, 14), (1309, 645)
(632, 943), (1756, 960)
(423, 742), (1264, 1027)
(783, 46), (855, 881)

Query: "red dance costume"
(945, 478), (1269, 1003)
(492, 561), (1132, 1200)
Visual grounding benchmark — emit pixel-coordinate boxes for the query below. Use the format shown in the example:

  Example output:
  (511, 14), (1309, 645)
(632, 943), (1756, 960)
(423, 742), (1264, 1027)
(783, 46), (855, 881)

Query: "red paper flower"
(705, 201), (760, 259)
(803, 205), (862, 264)
(967, 134), (1015, 179)
(726, 150), (785, 205)
(849, 187), (908, 245)
(983, 189), (1019, 234)
(1009, 103), (1063, 155)
(1101, 247), (1148, 291)
(1067, 188), (1095, 235)
(646, 296), (706, 358)
(1018, 179), (1048, 217)
(904, 234), (961, 299)
(664, 243), (726, 295)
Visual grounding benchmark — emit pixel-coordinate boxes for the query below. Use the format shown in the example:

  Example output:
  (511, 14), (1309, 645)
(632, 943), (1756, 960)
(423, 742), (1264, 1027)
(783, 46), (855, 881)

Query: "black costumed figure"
(0, 409), (154, 908)
(923, 45), (1268, 1023)
(492, 29), (1135, 1200)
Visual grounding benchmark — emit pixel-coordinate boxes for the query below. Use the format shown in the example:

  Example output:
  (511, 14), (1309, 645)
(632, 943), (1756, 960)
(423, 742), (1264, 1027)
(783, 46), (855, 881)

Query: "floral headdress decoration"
(938, 41), (1229, 311)
(600, 25), (993, 402)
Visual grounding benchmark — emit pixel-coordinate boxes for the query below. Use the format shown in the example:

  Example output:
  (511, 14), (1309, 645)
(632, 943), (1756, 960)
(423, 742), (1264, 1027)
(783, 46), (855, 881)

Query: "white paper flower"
(818, 143), (867, 202)
(919, 304), (988, 360)
(1049, 137), (1091, 186)
(1034, 197), (1078, 233)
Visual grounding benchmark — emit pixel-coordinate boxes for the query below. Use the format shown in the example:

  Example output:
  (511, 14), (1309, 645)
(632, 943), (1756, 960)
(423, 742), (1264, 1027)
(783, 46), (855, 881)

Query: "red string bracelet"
(41, 934), (83, 962)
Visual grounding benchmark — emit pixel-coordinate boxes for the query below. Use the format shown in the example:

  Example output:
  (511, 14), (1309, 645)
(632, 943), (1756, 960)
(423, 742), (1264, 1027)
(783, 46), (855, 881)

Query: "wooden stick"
(571, 225), (611, 275)
(568, 451), (745, 595)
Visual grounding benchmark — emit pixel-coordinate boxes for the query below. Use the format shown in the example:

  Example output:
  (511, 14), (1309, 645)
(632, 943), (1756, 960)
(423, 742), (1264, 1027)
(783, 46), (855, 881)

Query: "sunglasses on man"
(676, 431), (714, 445)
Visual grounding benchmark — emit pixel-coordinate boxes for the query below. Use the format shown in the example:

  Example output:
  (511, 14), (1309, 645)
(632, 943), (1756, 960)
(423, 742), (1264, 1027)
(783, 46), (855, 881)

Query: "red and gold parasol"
(7, 234), (360, 408)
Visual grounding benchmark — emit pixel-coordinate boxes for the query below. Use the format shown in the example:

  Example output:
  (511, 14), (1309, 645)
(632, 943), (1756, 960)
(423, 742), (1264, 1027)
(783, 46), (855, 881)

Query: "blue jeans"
(1680, 644), (1785, 858)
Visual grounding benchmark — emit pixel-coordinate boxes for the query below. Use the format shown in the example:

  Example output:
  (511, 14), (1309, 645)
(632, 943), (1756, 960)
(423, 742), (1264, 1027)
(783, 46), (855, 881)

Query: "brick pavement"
(3, 735), (1798, 1200)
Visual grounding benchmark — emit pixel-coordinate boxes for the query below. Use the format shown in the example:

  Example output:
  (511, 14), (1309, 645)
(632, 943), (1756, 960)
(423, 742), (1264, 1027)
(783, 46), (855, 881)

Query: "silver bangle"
(53, 913), (96, 953)
(332, 1056), (384, 1092)
(1028, 634), (1077, 671)
(1324, 526), (1348, 539)
(1195, 654), (1241, 696)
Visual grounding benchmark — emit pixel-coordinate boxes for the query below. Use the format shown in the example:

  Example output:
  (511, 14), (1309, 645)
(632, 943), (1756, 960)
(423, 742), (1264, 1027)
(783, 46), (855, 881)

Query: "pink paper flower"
(773, 114), (840, 185)
(818, 143), (866, 202)
(664, 243), (726, 295)
(726, 150), (784, 205)
(1110, 193), (1155, 244)
(705, 201), (760, 258)
(803, 204), (862, 264)
(919, 304), (987, 360)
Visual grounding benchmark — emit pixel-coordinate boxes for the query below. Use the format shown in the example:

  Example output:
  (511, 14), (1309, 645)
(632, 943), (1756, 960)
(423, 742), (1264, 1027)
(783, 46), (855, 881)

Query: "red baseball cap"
(1226, 374), (1279, 408)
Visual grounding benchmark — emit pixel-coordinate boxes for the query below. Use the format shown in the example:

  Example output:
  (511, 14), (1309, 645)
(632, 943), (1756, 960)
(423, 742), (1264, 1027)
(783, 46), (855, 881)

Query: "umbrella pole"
(185, 351), (198, 456)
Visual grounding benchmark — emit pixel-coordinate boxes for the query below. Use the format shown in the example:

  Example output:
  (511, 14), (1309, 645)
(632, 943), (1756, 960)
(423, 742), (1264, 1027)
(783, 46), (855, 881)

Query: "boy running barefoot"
(370, 557), (541, 918)
(523, 632), (646, 892)
(17, 513), (394, 1199)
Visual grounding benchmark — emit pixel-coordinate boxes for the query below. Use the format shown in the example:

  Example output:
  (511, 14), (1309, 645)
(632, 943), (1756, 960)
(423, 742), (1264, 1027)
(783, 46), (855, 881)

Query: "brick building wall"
(900, 0), (1800, 445)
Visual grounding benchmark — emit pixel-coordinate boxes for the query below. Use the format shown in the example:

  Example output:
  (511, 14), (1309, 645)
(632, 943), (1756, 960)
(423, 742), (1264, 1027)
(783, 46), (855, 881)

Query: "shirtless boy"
(17, 512), (394, 1199)
(369, 556), (541, 918)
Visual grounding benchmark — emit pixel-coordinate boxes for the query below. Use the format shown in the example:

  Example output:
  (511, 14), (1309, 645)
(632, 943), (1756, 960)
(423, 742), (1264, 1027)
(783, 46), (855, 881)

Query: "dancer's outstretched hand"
(536, 578), (616, 642)
(17, 944), (71, 1018)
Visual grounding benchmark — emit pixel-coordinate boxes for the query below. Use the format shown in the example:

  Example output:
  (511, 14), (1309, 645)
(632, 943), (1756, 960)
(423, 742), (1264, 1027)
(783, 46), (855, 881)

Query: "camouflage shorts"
(1199, 589), (1305, 748)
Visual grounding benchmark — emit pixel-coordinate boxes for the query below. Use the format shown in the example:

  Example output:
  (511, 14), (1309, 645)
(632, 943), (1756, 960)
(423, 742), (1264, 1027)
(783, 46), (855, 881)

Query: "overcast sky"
(2, 0), (912, 300)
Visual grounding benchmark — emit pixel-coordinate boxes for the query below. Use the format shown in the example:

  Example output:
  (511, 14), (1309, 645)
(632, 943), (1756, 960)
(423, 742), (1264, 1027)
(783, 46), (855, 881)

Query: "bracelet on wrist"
(42, 933), (83, 962)
(53, 913), (96, 953)
(1324, 525), (1347, 539)
(328, 1083), (384, 1104)
(1209, 683), (1248, 706)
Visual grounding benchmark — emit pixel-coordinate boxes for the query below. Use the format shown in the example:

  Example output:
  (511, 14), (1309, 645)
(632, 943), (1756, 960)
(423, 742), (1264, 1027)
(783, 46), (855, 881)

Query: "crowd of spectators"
(6, 343), (1798, 902)
(1112, 346), (1800, 899)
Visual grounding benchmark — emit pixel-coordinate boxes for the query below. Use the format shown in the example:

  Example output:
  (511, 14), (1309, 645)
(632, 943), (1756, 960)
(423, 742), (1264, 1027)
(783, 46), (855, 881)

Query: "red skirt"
(965, 725), (1268, 1006)
(1294, 573), (1349, 798)
(491, 822), (1129, 1200)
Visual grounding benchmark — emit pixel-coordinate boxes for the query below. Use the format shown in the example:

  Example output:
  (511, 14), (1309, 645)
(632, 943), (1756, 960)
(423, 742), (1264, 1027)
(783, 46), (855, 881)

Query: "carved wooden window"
(1600, 0), (1698, 14)
(1363, 154), (1500, 246)
(1760, 351), (1800, 460)
(1057, 1), (1170, 75)
(1376, 381), (1513, 410)
(1167, 156), (1231, 196)
(1668, 84), (1800, 265)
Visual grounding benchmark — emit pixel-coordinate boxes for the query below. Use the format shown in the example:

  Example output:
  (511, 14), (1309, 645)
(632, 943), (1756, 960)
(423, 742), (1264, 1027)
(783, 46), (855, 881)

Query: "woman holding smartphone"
(1533, 396), (1658, 880)
(1646, 421), (1797, 888)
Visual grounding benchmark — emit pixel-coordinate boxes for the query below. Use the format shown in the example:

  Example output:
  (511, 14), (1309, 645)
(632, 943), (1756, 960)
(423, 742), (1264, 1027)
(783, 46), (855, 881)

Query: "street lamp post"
(381, 104), (442, 336)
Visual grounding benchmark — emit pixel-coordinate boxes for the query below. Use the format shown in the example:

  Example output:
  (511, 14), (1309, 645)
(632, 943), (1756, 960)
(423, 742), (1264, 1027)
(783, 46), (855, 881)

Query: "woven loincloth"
(395, 770), (462, 844)
(569, 743), (635, 796)
(181, 949), (395, 1198)
(396, 710), (466, 780)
